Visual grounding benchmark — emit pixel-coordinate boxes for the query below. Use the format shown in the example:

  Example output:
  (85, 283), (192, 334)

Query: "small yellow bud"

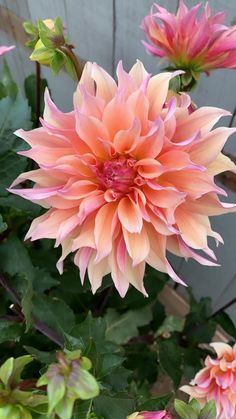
(43, 19), (55, 30)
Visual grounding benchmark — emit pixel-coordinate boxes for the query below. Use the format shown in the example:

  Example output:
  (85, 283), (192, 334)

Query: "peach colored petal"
(44, 88), (75, 129)
(75, 111), (110, 158)
(131, 118), (164, 159)
(102, 93), (134, 139)
(210, 343), (233, 358)
(113, 119), (141, 154)
(87, 252), (110, 293)
(129, 60), (150, 86)
(174, 107), (230, 140)
(74, 247), (93, 283)
(118, 197), (143, 233)
(91, 62), (117, 103)
(207, 153), (236, 175)
(94, 202), (117, 262)
(147, 71), (183, 119)
(123, 227), (150, 266)
(73, 62), (95, 107)
(190, 127), (236, 165)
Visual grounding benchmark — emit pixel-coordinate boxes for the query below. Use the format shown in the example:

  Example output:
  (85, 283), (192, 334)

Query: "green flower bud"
(0, 356), (47, 417)
(37, 350), (99, 419)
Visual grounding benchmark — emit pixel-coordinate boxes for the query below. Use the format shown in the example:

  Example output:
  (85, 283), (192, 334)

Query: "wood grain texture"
(114, 0), (178, 74)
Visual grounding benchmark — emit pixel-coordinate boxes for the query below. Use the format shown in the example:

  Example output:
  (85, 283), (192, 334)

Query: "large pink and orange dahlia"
(142, 0), (236, 73)
(9, 61), (236, 296)
(181, 343), (236, 419)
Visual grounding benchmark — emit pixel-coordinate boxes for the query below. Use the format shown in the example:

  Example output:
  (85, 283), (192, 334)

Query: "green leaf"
(48, 375), (65, 414)
(174, 399), (198, 419)
(189, 399), (201, 414)
(151, 300), (166, 331)
(105, 305), (153, 344)
(0, 151), (27, 196)
(51, 51), (65, 75)
(0, 91), (32, 197)
(0, 92), (32, 155)
(215, 312), (236, 339)
(30, 46), (55, 65)
(0, 235), (34, 279)
(138, 394), (172, 411)
(183, 348), (202, 381)
(0, 320), (23, 343)
(32, 294), (75, 336)
(199, 400), (217, 419)
(99, 353), (124, 379)
(23, 21), (38, 36)
(24, 345), (55, 364)
(74, 400), (92, 419)
(156, 315), (185, 336)
(21, 276), (34, 331)
(70, 367), (99, 400)
(1, 60), (17, 99)
(0, 357), (14, 385)
(11, 355), (33, 384)
(38, 20), (56, 49)
(184, 293), (216, 344)
(0, 214), (7, 233)
(125, 343), (158, 384)
(94, 394), (135, 419)
(103, 366), (130, 392)
(71, 313), (106, 352)
(159, 339), (182, 389)
(24, 74), (48, 118)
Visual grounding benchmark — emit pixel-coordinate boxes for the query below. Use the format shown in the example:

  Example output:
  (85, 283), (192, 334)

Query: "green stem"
(59, 45), (82, 81)
(35, 61), (41, 128)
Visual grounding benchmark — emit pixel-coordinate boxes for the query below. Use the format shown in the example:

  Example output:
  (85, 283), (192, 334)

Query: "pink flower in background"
(181, 343), (236, 418)
(142, 0), (236, 73)
(0, 45), (15, 57)
(127, 410), (172, 418)
(9, 60), (236, 296)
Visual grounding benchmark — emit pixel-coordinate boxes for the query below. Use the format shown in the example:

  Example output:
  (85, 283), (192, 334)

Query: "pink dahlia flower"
(181, 343), (236, 419)
(9, 61), (236, 296)
(0, 45), (15, 57)
(127, 410), (171, 419)
(141, 0), (236, 72)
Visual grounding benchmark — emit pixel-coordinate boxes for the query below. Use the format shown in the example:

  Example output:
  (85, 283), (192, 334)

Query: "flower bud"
(0, 356), (47, 418)
(29, 17), (65, 66)
(37, 350), (99, 419)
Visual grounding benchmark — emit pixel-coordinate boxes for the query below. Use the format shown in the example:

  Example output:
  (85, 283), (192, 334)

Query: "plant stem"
(97, 285), (113, 315)
(0, 272), (21, 305)
(0, 272), (64, 347)
(33, 318), (64, 348)
(212, 297), (236, 317)
(59, 45), (82, 81)
(35, 62), (41, 127)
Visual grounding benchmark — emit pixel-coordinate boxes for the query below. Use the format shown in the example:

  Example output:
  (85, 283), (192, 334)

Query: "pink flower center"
(96, 157), (137, 193)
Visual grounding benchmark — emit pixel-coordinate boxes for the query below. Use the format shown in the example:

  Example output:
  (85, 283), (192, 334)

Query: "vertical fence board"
(114, 0), (178, 74)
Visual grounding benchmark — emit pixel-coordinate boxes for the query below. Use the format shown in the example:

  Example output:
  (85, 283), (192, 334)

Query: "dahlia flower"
(181, 343), (236, 419)
(0, 45), (15, 57)
(9, 61), (236, 296)
(142, 0), (236, 73)
(127, 410), (172, 419)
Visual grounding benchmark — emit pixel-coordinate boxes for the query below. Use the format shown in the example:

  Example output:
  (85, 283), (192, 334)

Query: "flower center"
(96, 158), (137, 193)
